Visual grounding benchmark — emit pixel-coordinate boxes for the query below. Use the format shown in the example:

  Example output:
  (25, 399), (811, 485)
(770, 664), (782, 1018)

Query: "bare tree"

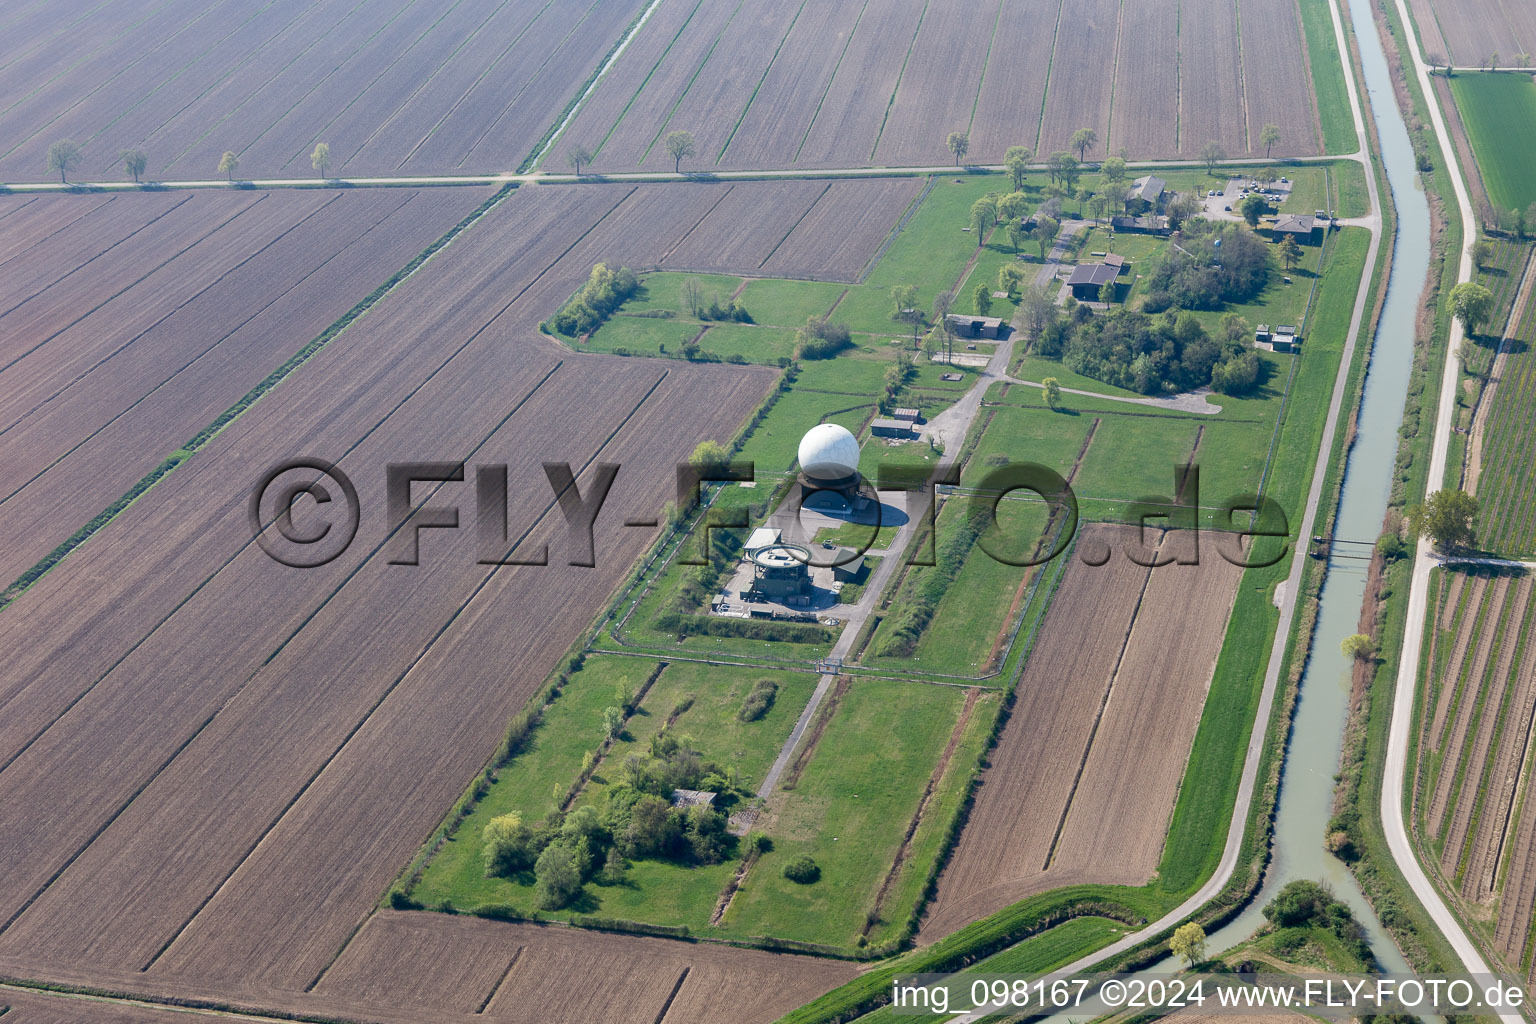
(932, 290), (956, 362)
(1200, 140), (1227, 175)
(567, 144), (593, 176)
(1014, 284), (1057, 342)
(664, 130), (696, 173)
(120, 148), (147, 183)
(46, 139), (82, 184)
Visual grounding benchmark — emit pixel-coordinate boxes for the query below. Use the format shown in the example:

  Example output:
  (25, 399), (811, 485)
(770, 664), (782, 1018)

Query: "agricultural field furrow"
(0, 195), (114, 266)
(147, 369), (772, 990)
(1236, 0), (1319, 156)
(1037, 0), (1119, 158)
(1461, 582), (1536, 899)
(1406, 0), (1450, 62)
(0, 189), (486, 596)
(551, 0), (706, 166)
(13, 0), (304, 179)
(223, 0), (505, 177)
(1440, 580), (1523, 876)
(969, 0), (1060, 160)
(759, 178), (925, 282)
(1050, 545), (1244, 876)
(795, 0), (929, 168)
(629, 3), (805, 171)
(661, 180), (828, 273)
(0, 0), (214, 161)
(0, 361), (665, 969)
(714, 0), (863, 169)
(1429, 575), (1485, 744)
(331, 0), (560, 175)
(1494, 776), (1536, 967)
(1428, 579), (1504, 832)
(1419, 0), (1530, 66)
(1109, 0), (1181, 158)
(590, 0), (746, 169)
(1179, 0), (1247, 158)
(144, 0), (428, 177)
(919, 527), (1153, 938)
(0, 186), (620, 723)
(0, 193), (191, 315)
(870, 0), (997, 167)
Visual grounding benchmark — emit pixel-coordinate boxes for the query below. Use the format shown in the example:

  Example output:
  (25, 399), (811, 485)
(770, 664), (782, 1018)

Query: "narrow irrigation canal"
(1204, 0), (1432, 970)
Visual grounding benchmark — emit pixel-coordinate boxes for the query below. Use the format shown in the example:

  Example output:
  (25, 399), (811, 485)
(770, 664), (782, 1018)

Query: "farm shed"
(870, 418), (915, 439)
(1255, 323), (1300, 352)
(1067, 262), (1122, 300)
(945, 314), (1006, 339)
(892, 407), (921, 422)
(1110, 214), (1170, 234)
(1271, 213), (1321, 244)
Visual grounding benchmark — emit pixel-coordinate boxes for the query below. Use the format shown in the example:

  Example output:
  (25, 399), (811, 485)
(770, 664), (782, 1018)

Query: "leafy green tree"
(1033, 215), (1060, 261)
(688, 440), (731, 477)
(1406, 489), (1479, 551)
(1449, 281), (1494, 337)
(1070, 126), (1098, 162)
(1170, 922), (1207, 966)
(664, 130), (696, 173)
(891, 284), (918, 316)
(1469, 237), (1494, 269)
(1100, 155), (1127, 188)
(1279, 235), (1302, 272)
(997, 263), (1027, 295)
(1046, 150), (1079, 188)
(120, 148), (147, 183)
(482, 812), (538, 877)
(783, 855), (820, 883)
(567, 143), (593, 176)
(533, 843), (583, 910)
(998, 191), (1030, 223)
(602, 705), (624, 740)
(1341, 633), (1376, 660)
(218, 150), (239, 182)
(946, 131), (969, 166)
(1042, 376), (1061, 409)
(973, 281), (992, 316)
(1239, 192), (1267, 227)
(46, 139), (82, 183)
(1004, 145), (1032, 190)
(310, 142), (331, 178)
(969, 196), (998, 236)
(1260, 123), (1282, 158)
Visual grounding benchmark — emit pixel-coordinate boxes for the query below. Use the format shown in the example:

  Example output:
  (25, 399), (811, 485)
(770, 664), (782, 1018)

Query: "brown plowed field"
(1414, 569), (1536, 981)
(1236, 0), (1321, 156)
(1037, 0), (1121, 158)
(1109, 0), (1182, 159)
(1407, 0), (1536, 65)
(922, 527), (1241, 937)
(967, 0), (1058, 160)
(0, 0), (643, 180)
(661, 180), (829, 273)
(0, 188), (488, 586)
(760, 178), (925, 281)
(1179, 0), (1248, 158)
(0, 180), (929, 1019)
(870, 0), (998, 168)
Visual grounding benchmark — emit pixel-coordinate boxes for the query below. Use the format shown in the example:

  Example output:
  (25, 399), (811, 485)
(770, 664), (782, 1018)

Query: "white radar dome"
(798, 423), (861, 481)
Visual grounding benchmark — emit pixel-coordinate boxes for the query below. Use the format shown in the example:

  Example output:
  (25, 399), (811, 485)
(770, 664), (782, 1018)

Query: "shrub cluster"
(783, 855), (821, 884)
(482, 733), (735, 911)
(1262, 880), (1373, 966)
(1143, 220), (1270, 311)
(550, 263), (639, 336)
(793, 316), (854, 360)
(738, 677), (779, 721)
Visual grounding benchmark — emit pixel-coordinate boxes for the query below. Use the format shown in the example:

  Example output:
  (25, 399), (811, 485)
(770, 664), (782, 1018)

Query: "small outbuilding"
(892, 407), (921, 423)
(945, 314), (1006, 339)
(870, 417), (914, 439)
(1110, 214), (1170, 235)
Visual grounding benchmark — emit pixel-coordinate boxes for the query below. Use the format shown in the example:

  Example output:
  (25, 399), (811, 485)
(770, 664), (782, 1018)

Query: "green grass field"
(1450, 72), (1536, 214)
(1296, 0), (1360, 156)
(723, 680), (981, 947)
(409, 659), (817, 926)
